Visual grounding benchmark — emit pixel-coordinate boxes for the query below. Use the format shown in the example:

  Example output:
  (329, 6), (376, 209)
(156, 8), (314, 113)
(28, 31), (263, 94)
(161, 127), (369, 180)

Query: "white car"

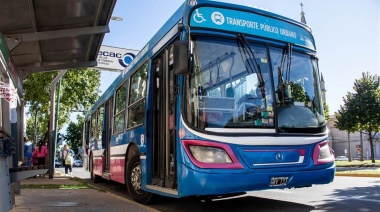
(54, 159), (62, 168)
(335, 156), (349, 161)
(73, 159), (83, 167)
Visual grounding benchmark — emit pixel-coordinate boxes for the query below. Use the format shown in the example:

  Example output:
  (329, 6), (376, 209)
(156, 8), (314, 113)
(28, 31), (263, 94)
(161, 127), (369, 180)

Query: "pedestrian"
(62, 144), (73, 176)
(33, 140), (48, 167)
(31, 149), (38, 167)
(23, 137), (34, 167)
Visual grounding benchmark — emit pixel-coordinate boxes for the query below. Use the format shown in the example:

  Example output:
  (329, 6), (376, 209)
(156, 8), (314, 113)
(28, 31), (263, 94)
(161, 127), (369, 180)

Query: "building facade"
(328, 116), (380, 160)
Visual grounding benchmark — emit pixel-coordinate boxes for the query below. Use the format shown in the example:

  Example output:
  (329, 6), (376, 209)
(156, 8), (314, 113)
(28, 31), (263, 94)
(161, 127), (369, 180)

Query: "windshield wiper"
(236, 34), (266, 99)
(277, 43), (293, 105)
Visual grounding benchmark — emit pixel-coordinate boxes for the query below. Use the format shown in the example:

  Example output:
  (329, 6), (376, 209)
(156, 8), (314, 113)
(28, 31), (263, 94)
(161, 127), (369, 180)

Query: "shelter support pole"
(48, 70), (67, 179)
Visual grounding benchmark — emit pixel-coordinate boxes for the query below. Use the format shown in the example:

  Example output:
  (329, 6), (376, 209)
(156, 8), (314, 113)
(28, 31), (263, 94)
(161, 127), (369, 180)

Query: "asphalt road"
(58, 167), (380, 212)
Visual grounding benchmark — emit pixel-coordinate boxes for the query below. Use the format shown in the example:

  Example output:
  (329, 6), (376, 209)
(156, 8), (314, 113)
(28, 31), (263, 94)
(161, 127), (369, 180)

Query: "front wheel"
(126, 155), (153, 204)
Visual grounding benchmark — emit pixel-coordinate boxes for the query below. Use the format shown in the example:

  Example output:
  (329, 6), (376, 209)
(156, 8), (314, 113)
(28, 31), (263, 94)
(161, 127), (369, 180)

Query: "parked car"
(73, 159), (83, 167)
(54, 159), (62, 168)
(335, 156), (349, 161)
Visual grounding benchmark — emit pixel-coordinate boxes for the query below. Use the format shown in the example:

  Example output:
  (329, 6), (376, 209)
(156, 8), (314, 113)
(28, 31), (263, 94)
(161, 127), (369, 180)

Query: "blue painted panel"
(177, 162), (335, 197)
(237, 146), (309, 168)
(190, 7), (315, 50)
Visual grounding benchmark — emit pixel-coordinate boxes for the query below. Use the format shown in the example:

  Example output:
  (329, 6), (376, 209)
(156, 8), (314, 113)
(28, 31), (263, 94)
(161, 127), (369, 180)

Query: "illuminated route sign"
(190, 7), (315, 50)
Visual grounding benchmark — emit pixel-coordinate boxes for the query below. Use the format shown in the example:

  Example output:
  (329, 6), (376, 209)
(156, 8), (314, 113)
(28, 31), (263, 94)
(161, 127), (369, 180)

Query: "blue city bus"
(83, 0), (335, 204)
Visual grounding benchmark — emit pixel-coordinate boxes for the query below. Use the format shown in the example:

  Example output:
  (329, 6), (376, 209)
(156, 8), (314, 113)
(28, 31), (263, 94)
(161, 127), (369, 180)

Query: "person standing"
(33, 140), (48, 167)
(23, 137), (34, 167)
(62, 144), (73, 176)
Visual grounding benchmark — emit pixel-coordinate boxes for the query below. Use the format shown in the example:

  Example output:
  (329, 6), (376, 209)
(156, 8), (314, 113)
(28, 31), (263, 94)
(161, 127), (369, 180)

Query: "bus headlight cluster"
(189, 146), (232, 163)
(313, 140), (335, 165)
(318, 143), (331, 160)
(181, 140), (243, 169)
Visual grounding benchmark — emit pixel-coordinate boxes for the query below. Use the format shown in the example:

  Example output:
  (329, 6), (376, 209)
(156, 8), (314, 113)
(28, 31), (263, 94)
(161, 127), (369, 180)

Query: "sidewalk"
(10, 170), (156, 212)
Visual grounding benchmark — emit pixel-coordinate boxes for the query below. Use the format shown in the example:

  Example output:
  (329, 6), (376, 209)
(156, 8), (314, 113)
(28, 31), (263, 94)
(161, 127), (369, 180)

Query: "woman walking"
(62, 144), (73, 176)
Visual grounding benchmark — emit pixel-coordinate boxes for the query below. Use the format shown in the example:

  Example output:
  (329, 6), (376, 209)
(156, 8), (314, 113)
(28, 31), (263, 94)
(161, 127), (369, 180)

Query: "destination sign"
(190, 7), (315, 50)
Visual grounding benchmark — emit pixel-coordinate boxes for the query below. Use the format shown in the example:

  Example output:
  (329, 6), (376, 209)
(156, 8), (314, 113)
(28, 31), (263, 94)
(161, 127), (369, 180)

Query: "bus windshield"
(183, 36), (326, 133)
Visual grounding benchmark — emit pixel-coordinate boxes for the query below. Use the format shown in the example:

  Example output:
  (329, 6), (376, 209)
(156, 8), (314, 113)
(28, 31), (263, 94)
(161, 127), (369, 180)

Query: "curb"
(335, 172), (380, 178)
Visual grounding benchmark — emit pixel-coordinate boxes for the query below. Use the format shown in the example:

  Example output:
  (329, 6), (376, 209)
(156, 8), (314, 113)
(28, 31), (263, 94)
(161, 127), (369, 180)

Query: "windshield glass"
(270, 47), (326, 133)
(183, 36), (326, 133)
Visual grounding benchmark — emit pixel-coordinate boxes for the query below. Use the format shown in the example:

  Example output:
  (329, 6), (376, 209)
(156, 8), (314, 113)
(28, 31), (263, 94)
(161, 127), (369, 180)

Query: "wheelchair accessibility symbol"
(193, 9), (206, 23)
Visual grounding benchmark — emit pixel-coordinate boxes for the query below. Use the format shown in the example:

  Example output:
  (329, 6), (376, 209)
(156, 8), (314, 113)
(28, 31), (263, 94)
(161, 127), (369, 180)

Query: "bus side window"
(90, 113), (97, 139)
(114, 81), (127, 133)
(97, 105), (104, 140)
(127, 62), (148, 128)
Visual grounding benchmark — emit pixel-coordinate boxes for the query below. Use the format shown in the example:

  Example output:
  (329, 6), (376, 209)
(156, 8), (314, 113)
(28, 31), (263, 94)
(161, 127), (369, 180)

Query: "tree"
(335, 72), (380, 163)
(23, 68), (100, 143)
(64, 115), (84, 155)
(351, 72), (380, 163)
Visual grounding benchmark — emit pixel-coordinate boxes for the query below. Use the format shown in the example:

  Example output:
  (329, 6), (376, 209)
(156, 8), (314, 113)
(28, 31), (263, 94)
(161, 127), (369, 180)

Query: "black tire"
(126, 155), (153, 204)
(90, 155), (100, 183)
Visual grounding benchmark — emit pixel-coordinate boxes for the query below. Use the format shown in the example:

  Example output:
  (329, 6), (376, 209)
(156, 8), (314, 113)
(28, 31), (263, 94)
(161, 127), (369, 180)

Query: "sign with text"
(190, 7), (315, 50)
(96, 45), (139, 71)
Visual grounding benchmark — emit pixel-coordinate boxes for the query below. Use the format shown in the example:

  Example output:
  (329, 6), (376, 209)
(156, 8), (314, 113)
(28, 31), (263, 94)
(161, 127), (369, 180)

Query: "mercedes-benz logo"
(275, 152), (284, 162)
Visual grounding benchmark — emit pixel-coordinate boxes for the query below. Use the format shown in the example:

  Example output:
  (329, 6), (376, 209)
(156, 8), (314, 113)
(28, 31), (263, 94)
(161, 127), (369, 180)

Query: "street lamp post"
(33, 105), (41, 143)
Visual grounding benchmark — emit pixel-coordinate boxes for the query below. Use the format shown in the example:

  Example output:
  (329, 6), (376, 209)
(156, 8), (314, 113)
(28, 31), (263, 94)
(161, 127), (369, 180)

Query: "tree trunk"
(369, 136), (375, 163)
(360, 131), (364, 161)
(348, 132), (352, 162)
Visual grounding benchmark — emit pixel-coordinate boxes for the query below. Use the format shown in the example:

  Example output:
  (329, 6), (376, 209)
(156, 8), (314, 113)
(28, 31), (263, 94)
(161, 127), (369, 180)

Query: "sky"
(99, 0), (380, 115)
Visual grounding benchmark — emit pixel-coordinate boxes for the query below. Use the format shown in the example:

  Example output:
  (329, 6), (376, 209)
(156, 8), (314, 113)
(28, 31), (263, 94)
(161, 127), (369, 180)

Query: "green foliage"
(334, 104), (355, 133)
(64, 115), (84, 154)
(323, 102), (330, 121)
(24, 69), (100, 141)
(290, 82), (306, 102)
(335, 72), (380, 163)
(351, 73), (380, 132)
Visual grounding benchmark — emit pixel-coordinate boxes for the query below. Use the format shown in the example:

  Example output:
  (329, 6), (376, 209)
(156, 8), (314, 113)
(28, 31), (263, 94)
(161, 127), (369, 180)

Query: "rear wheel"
(90, 155), (100, 183)
(126, 154), (153, 204)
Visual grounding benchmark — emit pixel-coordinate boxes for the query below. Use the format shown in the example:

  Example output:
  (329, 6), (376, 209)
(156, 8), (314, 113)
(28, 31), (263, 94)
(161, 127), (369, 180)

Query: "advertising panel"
(96, 45), (139, 71)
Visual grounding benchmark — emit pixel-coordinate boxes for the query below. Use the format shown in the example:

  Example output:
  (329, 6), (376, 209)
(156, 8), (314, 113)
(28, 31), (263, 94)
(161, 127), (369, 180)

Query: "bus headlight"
(189, 146), (232, 163)
(318, 143), (331, 159)
(313, 140), (335, 165)
(182, 140), (243, 169)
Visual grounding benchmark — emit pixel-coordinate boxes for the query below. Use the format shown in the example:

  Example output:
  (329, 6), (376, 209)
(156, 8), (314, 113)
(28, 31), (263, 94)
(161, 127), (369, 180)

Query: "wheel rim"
(130, 162), (143, 193)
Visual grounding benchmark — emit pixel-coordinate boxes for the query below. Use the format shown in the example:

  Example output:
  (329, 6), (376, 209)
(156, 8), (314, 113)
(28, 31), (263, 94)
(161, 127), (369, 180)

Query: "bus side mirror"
(173, 40), (191, 75)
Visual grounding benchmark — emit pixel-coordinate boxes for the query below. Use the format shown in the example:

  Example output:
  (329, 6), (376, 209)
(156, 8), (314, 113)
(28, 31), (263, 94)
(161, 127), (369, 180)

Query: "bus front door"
(152, 45), (177, 190)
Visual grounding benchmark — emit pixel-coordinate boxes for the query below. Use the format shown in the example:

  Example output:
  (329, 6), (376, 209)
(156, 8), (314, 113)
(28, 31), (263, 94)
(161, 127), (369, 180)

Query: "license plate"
(270, 177), (288, 187)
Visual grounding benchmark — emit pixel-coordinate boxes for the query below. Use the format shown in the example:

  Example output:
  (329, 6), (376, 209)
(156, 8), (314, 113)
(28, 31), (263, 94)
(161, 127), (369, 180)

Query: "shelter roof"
(0, 0), (116, 80)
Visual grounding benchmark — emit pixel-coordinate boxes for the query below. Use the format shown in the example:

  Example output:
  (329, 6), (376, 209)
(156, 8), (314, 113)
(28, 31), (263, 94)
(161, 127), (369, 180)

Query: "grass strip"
(21, 177), (106, 192)
(335, 160), (380, 167)
(21, 184), (91, 189)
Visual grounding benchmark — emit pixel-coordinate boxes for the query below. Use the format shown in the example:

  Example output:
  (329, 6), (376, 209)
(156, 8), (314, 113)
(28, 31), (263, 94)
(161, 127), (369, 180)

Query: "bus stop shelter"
(0, 0), (117, 211)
